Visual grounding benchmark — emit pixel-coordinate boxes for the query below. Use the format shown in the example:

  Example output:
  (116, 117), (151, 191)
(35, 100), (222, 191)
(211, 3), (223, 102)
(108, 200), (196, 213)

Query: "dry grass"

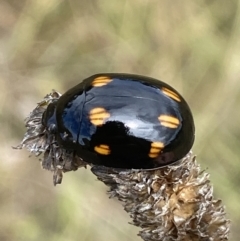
(1, 0), (239, 240)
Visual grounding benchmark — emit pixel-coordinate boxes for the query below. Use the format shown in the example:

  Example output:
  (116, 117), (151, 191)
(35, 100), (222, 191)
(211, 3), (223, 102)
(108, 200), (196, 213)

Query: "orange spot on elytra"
(148, 142), (164, 158)
(89, 107), (110, 126)
(94, 144), (111, 155)
(158, 115), (180, 128)
(161, 87), (181, 102)
(92, 76), (112, 87)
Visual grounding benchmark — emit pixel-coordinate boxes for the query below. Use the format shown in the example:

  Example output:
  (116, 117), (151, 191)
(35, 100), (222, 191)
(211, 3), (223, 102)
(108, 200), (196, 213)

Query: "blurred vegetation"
(1, 0), (239, 240)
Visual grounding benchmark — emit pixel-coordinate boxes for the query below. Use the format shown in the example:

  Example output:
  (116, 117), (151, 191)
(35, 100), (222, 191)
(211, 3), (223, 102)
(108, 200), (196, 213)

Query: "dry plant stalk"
(91, 154), (230, 241)
(16, 91), (230, 241)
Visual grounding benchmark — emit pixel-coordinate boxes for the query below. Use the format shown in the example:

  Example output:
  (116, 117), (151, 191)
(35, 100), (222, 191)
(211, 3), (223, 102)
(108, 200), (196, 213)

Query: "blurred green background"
(1, 0), (239, 240)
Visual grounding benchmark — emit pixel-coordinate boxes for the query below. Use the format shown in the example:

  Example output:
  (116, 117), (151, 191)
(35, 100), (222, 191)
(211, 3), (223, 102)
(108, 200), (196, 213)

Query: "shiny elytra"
(42, 73), (195, 169)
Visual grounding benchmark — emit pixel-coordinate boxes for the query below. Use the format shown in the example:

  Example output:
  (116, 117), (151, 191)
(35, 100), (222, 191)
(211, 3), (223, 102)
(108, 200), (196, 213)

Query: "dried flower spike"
(16, 74), (230, 240)
(14, 91), (87, 185)
(91, 153), (230, 241)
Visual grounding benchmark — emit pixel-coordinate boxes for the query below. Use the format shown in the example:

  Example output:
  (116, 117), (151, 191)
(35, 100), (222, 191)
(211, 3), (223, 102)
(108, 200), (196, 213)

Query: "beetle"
(42, 73), (194, 169)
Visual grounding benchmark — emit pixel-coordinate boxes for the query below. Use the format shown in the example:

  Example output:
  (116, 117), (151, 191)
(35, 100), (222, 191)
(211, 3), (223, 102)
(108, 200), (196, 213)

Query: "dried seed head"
(14, 91), (87, 185)
(16, 91), (230, 240)
(91, 153), (230, 241)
